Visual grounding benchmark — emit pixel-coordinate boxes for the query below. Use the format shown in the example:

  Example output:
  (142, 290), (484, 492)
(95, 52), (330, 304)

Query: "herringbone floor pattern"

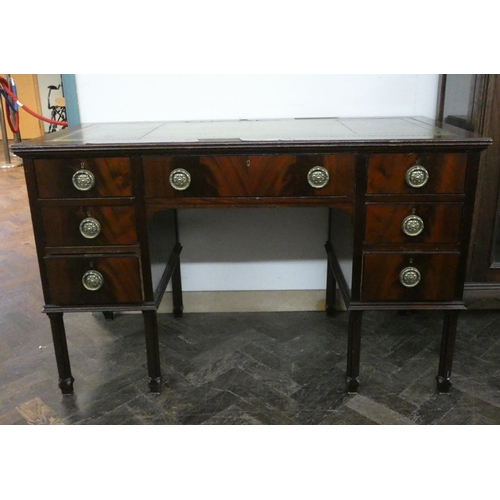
(2, 165), (500, 425)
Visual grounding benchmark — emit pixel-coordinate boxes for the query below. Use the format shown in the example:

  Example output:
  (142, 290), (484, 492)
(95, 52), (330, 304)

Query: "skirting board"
(464, 283), (500, 309)
(158, 290), (346, 313)
(150, 285), (500, 313)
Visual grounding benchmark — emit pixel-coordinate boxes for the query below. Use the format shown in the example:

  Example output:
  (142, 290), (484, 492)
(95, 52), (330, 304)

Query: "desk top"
(12, 117), (491, 155)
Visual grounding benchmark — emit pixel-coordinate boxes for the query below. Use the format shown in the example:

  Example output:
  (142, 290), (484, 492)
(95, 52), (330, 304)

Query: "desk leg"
(101, 311), (114, 321)
(47, 312), (74, 395)
(142, 310), (162, 393)
(325, 260), (336, 317)
(172, 260), (183, 318)
(346, 310), (363, 393)
(436, 310), (459, 394)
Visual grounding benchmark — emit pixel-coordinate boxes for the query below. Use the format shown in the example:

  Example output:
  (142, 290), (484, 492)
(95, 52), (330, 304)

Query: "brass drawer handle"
(72, 168), (95, 191)
(307, 166), (329, 189)
(402, 215), (424, 237)
(169, 168), (191, 191)
(405, 165), (429, 188)
(79, 217), (101, 239)
(399, 266), (421, 288)
(82, 270), (104, 291)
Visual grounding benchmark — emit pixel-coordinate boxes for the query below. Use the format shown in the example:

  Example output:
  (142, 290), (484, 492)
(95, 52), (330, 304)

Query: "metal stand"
(1, 74), (22, 169)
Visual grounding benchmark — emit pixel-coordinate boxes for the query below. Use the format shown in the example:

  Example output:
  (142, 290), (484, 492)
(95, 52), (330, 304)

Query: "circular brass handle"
(402, 215), (424, 237)
(72, 169), (95, 191)
(169, 168), (191, 191)
(79, 217), (101, 239)
(307, 166), (329, 189)
(399, 266), (421, 288)
(82, 270), (104, 291)
(405, 165), (429, 188)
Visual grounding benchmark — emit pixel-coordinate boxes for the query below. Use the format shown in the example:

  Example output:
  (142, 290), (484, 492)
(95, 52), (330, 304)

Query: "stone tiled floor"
(2, 166), (500, 425)
(2, 307), (500, 425)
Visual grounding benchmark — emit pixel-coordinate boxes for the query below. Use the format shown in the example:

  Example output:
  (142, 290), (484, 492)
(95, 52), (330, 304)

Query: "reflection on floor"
(0, 140), (22, 169)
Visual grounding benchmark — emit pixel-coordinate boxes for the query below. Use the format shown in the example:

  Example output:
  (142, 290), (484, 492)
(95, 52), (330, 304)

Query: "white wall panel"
(76, 74), (439, 123)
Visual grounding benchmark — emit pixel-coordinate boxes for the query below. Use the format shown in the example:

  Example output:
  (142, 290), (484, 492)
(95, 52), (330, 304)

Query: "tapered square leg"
(101, 311), (115, 321)
(47, 312), (74, 395)
(172, 261), (184, 318)
(325, 260), (337, 317)
(436, 310), (460, 393)
(346, 310), (363, 393)
(142, 310), (162, 393)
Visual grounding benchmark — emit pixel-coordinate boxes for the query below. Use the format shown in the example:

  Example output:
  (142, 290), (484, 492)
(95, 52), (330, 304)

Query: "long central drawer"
(143, 155), (355, 198)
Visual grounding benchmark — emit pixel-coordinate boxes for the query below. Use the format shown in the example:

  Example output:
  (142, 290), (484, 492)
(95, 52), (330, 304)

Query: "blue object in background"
(61, 75), (81, 127)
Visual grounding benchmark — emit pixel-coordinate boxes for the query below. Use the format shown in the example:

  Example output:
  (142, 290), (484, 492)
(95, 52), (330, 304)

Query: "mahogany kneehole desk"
(12, 117), (491, 396)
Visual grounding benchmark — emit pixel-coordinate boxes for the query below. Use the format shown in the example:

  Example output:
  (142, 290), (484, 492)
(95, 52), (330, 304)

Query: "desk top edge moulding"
(11, 116), (492, 397)
(12, 117), (490, 153)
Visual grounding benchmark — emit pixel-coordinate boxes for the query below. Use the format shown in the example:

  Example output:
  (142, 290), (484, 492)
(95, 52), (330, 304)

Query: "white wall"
(76, 75), (439, 122)
(75, 74), (440, 292)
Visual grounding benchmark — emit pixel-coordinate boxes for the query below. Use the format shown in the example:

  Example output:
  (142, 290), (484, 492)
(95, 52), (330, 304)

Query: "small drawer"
(364, 203), (463, 244)
(45, 255), (143, 305)
(35, 157), (132, 198)
(41, 206), (138, 247)
(367, 153), (467, 194)
(361, 252), (461, 302)
(143, 154), (355, 198)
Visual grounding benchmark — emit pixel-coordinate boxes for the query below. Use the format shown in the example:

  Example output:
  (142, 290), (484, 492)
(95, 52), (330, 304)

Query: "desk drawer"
(364, 203), (463, 244)
(367, 153), (467, 194)
(41, 206), (137, 247)
(35, 157), (132, 198)
(45, 255), (143, 305)
(143, 154), (355, 198)
(361, 252), (461, 302)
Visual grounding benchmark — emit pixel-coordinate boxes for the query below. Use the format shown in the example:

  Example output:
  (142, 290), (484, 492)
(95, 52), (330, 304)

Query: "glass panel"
(442, 74), (476, 131)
